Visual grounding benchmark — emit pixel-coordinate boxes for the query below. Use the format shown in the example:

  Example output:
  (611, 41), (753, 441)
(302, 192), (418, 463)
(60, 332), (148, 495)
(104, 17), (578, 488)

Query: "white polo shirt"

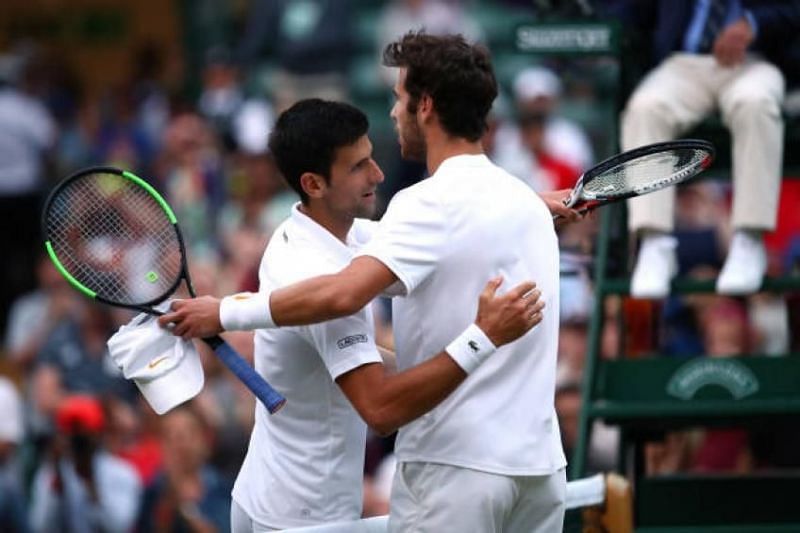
(359, 154), (567, 476)
(232, 204), (382, 529)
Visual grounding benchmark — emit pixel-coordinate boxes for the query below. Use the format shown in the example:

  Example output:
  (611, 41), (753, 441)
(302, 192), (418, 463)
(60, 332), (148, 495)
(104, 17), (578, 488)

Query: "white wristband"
(219, 292), (275, 331)
(446, 323), (497, 374)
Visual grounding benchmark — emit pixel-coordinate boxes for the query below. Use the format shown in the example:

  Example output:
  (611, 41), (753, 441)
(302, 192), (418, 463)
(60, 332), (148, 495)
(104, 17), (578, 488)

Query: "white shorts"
(231, 499), (278, 533)
(388, 462), (566, 533)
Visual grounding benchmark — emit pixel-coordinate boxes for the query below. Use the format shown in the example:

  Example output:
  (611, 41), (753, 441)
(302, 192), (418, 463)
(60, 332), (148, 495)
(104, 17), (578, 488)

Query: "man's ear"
(417, 93), (440, 130)
(417, 93), (434, 120)
(300, 172), (327, 200)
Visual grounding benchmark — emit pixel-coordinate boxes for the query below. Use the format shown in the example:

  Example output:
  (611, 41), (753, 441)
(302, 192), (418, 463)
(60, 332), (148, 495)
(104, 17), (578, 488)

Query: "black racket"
(42, 166), (286, 414)
(561, 139), (715, 216)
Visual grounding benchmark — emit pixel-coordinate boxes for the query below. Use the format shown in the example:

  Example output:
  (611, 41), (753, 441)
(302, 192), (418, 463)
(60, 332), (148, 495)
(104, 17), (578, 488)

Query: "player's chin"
(355, 196), (377, 218)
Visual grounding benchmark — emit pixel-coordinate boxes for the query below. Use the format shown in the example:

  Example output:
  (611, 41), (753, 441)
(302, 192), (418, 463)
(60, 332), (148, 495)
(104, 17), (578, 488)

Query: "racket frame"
(42, 166), (286, 413)
(565, 139), (715, 211)
(43, 166), (189, 310)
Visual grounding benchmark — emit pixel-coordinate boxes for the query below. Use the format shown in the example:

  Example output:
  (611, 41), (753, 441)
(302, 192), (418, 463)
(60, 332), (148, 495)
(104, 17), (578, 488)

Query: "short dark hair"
(383, 32), (498, 142)
(268, 99), (369, 203)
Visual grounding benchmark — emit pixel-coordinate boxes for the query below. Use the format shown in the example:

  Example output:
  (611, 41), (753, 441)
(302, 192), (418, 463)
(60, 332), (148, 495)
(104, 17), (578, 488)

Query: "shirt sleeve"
(304, 308), (383, 380)
(356, 188), (450, 295)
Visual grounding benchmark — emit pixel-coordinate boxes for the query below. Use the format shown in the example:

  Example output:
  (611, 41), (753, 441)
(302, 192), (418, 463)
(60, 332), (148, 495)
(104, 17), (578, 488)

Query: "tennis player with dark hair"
(163, 33), (569, 532)
(216, 98), (543, 532)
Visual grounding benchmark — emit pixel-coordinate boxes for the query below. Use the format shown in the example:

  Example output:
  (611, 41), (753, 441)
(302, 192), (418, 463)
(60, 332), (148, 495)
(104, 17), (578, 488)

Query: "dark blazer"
(600, 0), (800, 85)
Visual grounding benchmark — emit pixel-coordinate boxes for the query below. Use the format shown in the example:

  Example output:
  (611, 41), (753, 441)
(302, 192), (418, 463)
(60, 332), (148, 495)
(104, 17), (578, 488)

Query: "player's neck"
(300, 203), (353, 244)
(424, 127), (484, 175)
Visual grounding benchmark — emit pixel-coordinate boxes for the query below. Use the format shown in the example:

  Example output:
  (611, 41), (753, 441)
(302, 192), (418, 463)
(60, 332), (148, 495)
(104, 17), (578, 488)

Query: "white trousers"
(622, 53), (785, 232)
(388, 462), (566, 533)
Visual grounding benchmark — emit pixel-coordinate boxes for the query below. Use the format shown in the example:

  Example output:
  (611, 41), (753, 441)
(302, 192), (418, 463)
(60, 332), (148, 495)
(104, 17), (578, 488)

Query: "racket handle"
(552, 206), (592, 222)
(203, 336), (286, 414)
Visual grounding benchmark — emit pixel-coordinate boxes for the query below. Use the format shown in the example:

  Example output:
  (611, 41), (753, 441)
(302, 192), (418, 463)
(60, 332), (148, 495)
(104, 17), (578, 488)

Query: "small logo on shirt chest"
(337, 334), (368, 349)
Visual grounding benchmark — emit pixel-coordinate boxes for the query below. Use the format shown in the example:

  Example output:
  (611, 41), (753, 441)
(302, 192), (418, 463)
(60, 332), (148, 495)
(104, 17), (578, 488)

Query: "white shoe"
(716, 230), (767, 295)
(630, 234), (678, 299)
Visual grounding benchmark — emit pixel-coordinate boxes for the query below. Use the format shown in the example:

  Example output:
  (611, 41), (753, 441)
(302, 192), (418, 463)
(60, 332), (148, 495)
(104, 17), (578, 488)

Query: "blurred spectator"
(192, 341), (254, 489)
(156, 113), (227, 259)
(219, 154), (287, 234)
(217, 154), (295, 295)
(105, 396), (164, 486)
(556, 319), (589, 386)
(94, 85), (156, 172)
(231, 99), (275, 156)
(555, 381), (618, 475)
(128, 43), (171, 166)
(558, 251), (594, 324)
(29, 395), (142, 533)
(482, 92), (514, 162)
(137, 404), (231, 533)
(198, 47), (245, 150)
(493, 66), (594, 191)
(30, 304), (136, 432)
(46, 62), (95, 176)
(0, 48), (57, 333)
(0, 377), (28, 532)
(605, 0), (800, 298)
(196, 47), (276, 156)
(645, 431), (693, 475)
(237, 0), (354, 112)
(4, 254), (76, 371)
(700, 296), (753, 356)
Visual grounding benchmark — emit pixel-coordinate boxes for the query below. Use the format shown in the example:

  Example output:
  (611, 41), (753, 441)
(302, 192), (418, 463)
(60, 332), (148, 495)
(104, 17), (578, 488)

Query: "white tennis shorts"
(388, 462), (566, 533)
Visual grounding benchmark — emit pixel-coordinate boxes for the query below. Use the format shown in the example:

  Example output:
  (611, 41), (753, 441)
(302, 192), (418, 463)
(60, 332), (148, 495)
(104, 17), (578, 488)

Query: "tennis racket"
(561, 139), (715, 216)
(42, 166), (286, 414)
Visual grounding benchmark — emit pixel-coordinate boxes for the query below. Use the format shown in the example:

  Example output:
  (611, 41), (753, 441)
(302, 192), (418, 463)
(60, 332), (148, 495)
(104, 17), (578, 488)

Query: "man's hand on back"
(475, 277), (544, 346)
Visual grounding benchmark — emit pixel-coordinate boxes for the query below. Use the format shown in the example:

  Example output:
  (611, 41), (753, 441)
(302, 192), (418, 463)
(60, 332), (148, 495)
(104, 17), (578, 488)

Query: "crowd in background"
(1, 0), (800, 531)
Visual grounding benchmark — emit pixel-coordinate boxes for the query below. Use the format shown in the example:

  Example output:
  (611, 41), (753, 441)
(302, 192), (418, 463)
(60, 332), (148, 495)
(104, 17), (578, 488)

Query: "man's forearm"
(338, 353), (468, 436)
(270, 274), (366, 326)
(162, 258), (398, 337)
(374, 352), (467, 434)
(270, 257), (398, 326)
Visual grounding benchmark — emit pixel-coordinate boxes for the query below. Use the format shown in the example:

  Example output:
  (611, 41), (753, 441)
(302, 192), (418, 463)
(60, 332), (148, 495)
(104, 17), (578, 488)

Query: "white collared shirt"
(232, 204), (382, 529)
(359, 154), (567, 475)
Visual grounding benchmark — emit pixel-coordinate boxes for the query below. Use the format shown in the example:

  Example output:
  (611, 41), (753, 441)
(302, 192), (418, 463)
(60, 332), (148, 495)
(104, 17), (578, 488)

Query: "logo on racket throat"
(146, 271), (159, 283)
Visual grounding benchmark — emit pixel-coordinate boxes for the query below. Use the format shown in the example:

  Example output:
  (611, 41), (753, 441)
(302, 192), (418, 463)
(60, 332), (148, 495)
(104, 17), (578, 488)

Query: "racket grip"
(203, 336), (286, 414)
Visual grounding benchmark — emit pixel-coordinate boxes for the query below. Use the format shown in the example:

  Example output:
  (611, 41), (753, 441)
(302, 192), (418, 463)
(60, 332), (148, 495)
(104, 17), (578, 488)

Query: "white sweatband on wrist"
(446, 323), (497, 374)
(219, 292), (275, 331)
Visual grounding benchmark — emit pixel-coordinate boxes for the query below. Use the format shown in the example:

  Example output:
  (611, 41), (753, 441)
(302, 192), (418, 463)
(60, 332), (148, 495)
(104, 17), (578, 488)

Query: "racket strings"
(45, 173), (183, 305)
(584, 148), (709, 198)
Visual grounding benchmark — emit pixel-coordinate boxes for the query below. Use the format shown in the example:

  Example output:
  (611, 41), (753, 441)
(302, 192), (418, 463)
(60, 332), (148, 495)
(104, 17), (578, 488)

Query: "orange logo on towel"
(148, 356), (169, 369)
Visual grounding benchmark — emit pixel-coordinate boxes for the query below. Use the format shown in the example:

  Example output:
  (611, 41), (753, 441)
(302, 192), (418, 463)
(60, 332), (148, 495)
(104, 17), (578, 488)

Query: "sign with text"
(666, 359), (760, 400)
(515, 23), (619, 55)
